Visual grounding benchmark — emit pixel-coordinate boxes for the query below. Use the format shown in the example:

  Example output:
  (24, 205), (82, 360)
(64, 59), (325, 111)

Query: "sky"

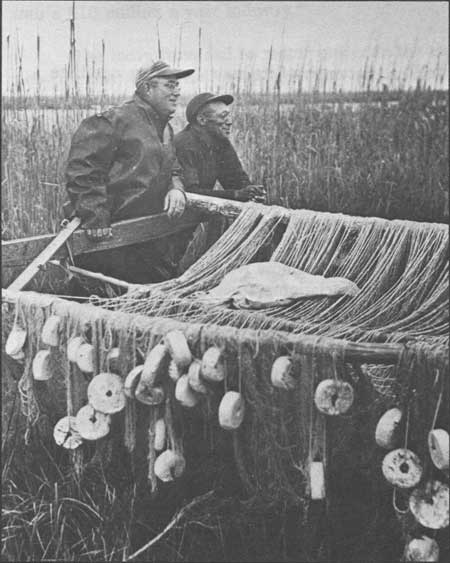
(2, 1), (448, 95)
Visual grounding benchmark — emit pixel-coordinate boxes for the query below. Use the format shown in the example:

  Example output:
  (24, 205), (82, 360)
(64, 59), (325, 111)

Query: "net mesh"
(91, 204), (448, 347)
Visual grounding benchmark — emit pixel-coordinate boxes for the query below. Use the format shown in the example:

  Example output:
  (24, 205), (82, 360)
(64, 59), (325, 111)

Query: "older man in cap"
(173, 92), (266, 270)
(174, 92), (266, 202)
(64, 60), (194, 285)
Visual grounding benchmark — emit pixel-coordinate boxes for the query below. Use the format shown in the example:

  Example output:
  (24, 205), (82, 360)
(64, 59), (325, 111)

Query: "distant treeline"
(2, 86), (448, 111)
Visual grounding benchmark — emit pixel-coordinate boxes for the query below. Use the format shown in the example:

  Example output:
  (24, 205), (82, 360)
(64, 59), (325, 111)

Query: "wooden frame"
(3, 193), (446, 270)
(2, 208), (205, 269)
(1, 287), (413, 364)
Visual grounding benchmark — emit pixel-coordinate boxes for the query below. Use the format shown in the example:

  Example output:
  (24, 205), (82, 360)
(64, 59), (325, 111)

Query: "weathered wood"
(186, 192), (251, 218)
(3, 193), (446, 271)
(1, 288), (412, 365)
(7, 218), (82, 292)
(2, 208), (204, 269)
(186, 193), (449, 232)
(1, 195), (248, 271)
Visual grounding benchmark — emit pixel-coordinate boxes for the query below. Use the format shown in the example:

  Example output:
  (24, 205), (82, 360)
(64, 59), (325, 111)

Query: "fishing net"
(93, 203), (447, 342)
(91, 202), (448, 399)
(3, 202), (448, 559)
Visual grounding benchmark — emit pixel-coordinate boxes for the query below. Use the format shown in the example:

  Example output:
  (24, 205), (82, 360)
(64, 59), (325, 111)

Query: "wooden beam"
(186, 192), (251, 218)
(185, 193), (449, 232)
(1, 194), (249, 270)
(3, 193), (447, 271)
(7, 218), (82, 292)
(1, 288), (412, 365)
(2, 208), (204, 269)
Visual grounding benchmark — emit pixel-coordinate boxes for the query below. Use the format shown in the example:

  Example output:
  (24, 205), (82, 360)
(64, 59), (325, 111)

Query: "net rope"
(91, 204), (448, 348)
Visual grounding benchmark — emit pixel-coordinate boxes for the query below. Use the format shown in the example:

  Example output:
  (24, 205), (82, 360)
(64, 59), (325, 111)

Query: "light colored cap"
(136, 60), (194, 89)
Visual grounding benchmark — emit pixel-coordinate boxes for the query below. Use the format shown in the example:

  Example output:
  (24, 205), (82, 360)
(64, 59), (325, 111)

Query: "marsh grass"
(233, 87), (448, 220)
(2, 81), (448, 240)
(2, 21), (448, 239)
(2, 438), (134, 561)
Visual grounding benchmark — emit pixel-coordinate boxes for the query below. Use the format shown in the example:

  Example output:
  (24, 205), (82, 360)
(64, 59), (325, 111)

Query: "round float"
(141, 342), (168, 384)
(218, 391), (245, 430)
(271, 356), (296, 389)
(175, 374), (199, 407)
(164, 330), (192, 371)
(382, 448), (423, 489)
(409, 480), (449, 529)
(375, 407), (403, 449)
(404, 536), (439, 562)
(5, 326), (27, 358)
(41, 315), (61, 347)
(201, 347), (225, 382)
(75, 404), (111, 441)
(314, 379), (354, 415)
(76, 343), (95, 373)
(32, 349), (53, 381)
(124, 365), (144, 398)
(154, 450), (186, 482)
(53, 416), (83, 449)
(88, 372), (126, 414)
(67, 336), (85, 363)
(428, 429), (449, 472)
(187, 360), (208, 394)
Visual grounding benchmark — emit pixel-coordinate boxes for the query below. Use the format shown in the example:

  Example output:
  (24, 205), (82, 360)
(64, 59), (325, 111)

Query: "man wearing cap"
(172, 92), (266, 271)
(64, 60), (194, 284)
(174, 92), (266, 203)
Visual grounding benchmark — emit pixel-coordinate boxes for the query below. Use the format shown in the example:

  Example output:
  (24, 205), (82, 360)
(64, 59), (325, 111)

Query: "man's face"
(146, 77), (181, 117)
(199, 102), (232, 138)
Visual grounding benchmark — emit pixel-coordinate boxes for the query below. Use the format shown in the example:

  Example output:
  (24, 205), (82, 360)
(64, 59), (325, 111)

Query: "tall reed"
(2, 65), (447, 240)
(1, 15), (448, 238)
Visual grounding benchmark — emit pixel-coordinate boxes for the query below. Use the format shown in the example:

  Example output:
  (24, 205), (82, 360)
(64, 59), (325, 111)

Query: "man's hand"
(164, 189), (186, 219)
(235, 185), (267, 203)
(85, 227), (113, 241)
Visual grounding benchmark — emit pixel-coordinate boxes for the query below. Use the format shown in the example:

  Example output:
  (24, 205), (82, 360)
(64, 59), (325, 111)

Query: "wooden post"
(49, 260), (140, 290)
(7, 218), (81, 292)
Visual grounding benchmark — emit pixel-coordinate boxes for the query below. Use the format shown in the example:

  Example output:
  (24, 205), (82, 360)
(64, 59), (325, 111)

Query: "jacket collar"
(133, 92), (169, 138)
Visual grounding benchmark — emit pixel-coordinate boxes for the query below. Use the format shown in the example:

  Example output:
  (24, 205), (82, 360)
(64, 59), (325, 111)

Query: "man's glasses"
(217, 111), (231, 120)
(165, 82), (181, 92)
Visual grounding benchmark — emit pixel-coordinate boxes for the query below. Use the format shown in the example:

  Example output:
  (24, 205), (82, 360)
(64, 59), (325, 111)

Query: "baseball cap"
(136, 60), (195, 89)
(186, 92), (234, 123)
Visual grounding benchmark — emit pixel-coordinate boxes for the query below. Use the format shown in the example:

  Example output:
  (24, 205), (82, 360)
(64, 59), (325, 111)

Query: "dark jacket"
(173, 124), (250, 200)
(65, 93), (183, 228)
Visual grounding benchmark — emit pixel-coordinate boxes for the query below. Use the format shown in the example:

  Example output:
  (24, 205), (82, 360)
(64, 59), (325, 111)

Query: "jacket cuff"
(79, 208), (111, 229)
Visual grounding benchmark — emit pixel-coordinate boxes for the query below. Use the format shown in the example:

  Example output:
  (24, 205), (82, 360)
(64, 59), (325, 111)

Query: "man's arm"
(65, 113), (117, 233)
(217, 142), (266, 202)
(164, 156), (188, 219)
(174, 146), (243, 200)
